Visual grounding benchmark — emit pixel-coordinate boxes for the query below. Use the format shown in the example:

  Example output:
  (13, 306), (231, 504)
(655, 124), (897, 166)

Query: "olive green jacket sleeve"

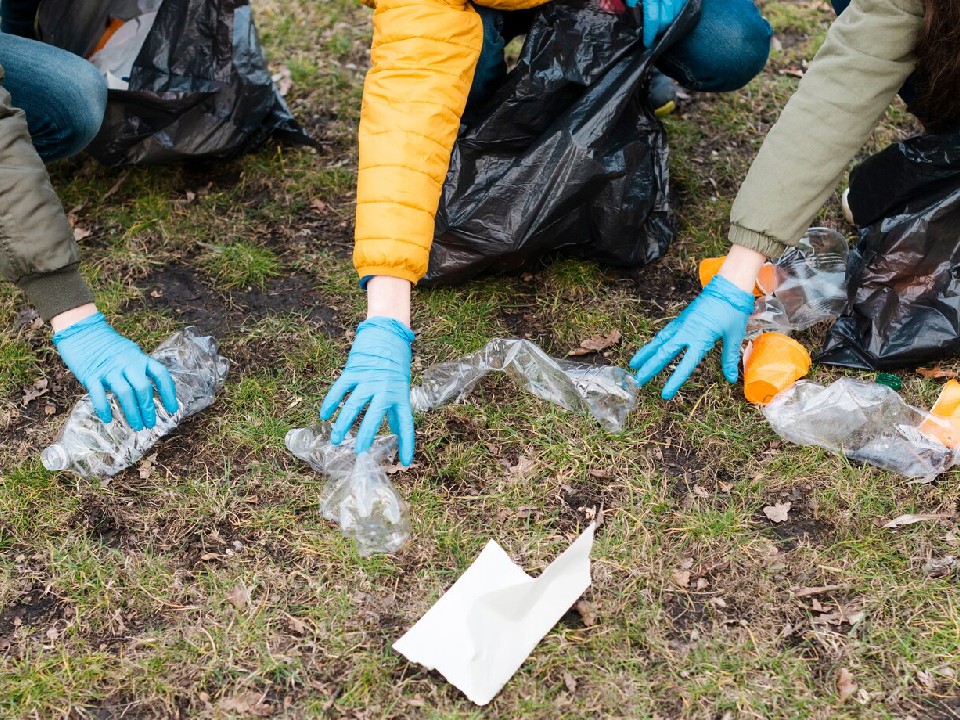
(728, 0), (924, 258)
(0, 68), (94, 320)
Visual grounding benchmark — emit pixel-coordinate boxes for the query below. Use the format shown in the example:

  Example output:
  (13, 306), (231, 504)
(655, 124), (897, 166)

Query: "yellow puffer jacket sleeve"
(353, 0), (482, 283)
(354, 0), (554, 284)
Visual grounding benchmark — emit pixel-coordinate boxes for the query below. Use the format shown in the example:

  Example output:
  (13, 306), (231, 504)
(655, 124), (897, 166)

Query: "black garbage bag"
(37, 0), (311, 165)
(422, 0), (700, 285)
(818, 129), (960, 370)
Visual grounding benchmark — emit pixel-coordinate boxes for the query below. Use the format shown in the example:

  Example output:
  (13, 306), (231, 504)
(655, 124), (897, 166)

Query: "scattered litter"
(919, 379), (960, 448)
(763, 379), (958, 478)
(882, 513), (955, 528)
(89, 9), (160, 90)
(742, 333), (811, 405)
(874, 373), (903, 391)
(411, 339), (640, 432)
(285, 423), (410, 556)
(393, 524), (595, 706)
(41, 328), (229, 478)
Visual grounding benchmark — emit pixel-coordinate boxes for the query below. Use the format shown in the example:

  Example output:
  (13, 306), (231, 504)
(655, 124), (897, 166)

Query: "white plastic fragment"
(393, 524), (595, 705)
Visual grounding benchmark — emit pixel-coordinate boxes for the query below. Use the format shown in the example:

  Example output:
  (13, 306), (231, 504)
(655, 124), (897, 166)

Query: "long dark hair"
(912, 0), (960, 131)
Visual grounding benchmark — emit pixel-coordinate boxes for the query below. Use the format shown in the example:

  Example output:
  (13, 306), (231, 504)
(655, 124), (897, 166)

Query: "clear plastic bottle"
(410, 338), (639, 432)
(41, 327), (230, 478)
(285, 423), (410, 556)
(762, 378), (958, 478)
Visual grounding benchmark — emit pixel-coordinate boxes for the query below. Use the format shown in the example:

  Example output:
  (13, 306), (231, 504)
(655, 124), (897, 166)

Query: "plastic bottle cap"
(41, 444), (69, 472)
(874, 373), (903, 391)
(743, 332), (812, 405)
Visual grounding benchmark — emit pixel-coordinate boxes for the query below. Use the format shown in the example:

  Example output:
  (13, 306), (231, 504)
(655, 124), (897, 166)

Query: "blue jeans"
(0, 32), (107, 161)
(469, 0), (773, 109)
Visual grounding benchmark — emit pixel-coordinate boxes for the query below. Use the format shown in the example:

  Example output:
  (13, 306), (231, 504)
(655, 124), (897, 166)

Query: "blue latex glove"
(319, 317), (415, 466)
(53, 312), (179, 431)
(625, 0), (687, 48)
(630, 276), (755, 399)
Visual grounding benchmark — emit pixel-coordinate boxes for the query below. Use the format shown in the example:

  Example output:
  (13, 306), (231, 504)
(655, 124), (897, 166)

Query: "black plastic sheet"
(422, 0), (700, 285)
(818, 129), (960, 369)
(37, 0), (311, 165)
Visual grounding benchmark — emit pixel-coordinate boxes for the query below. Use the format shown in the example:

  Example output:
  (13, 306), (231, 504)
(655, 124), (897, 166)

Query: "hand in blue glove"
(53, 312), (179, 431)
(319, 316), (415, 466)
(630, 275), (755, 399)
(625, 0), (687, 48)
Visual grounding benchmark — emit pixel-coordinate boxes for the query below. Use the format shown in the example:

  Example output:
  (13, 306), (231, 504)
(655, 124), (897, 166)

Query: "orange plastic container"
(89, 18), (125, 57)
(919, 380), (960, 448)
(742, 332), (812, 405)
(697, 256), (766, 297)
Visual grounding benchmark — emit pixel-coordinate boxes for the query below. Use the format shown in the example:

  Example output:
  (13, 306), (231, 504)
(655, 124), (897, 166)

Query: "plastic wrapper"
(422, 0), (702, 285)
(285, 423), (410, 556)
(37, 0), (311, 165)
(747, 228), (849, 337)
(88, 7), (160, 89)
(41, 328), (230, 478)
(819, 130), (960, 369)
(411, 339), (640, 432)
(762, 378), (958, 478)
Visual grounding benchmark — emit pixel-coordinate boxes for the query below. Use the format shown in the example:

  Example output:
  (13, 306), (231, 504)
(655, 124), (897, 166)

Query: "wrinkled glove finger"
(330, 389), (372, 445)
(721, 327), (747, 384)
(661, 0), (676, 24)
(629, 320), (681, 371)
(319, 374), (357, 421)
(146, 359), (179, 415)
(388, 404), (416, 467)
(633, 337), (685, 387)
(661, 341), (713, 400)
(87, 380), (113, 425)
(105, 371), (145, 431)
(355, 400), (390, 455)
(642, 0), (661, 47)
(123, 367), (158, 430)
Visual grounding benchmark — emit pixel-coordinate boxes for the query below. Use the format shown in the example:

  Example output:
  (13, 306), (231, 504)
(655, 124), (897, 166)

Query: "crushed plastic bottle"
(41, 327), (229, 479)
(410, 338), (640, 432)
(748, 227), (849, 337)
(285, 423), (410, 556)
(762, 378), (958, 478)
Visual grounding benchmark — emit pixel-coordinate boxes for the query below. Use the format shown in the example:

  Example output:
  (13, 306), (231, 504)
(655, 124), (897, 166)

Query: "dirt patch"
(0, 584), (66, 644)
(629, 259), (700, 315)
(71, 502), (126, 549)
(139, 264), (341, 337)
(758, 486), (834, 550)
(556, 479), (616, 534)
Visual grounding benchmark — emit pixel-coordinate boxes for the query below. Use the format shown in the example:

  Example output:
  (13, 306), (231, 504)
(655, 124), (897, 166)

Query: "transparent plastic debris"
(410, 339), (640, 432)
(285, 423), (410, 556)
(762, 378), (958, 478)
(41, 328), (229, 479)
(747, 228), (849, 337)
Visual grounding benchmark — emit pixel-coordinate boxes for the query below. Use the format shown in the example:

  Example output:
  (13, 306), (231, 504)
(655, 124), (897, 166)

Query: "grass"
(2, 1), (959, 719)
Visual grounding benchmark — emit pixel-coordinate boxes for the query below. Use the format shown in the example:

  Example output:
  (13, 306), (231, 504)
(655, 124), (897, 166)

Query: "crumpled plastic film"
(410, 339), (640, 432)
(285, 423), (411, 556)
(747, 228), (849, 337)
(762, 378), (958, 478)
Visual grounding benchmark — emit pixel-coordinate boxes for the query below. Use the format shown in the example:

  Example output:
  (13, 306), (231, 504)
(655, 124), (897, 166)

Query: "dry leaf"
(139, 453), (158, 480)
(672, 570), (691, 588)
(708, 596), (727, 608)
(692, 484), (710, 499)
(43, 403), (56, 416)
(226, 583), (252, 610)
(574, 599), (597, 627)
(763, 502), (792, 523)
(696, 578), (709, 590)
(271, 64), (293, 97)
(508, 455), (535, 478)
(219, 691), (273, 717)
(286, 616), (308, 635)
(883, 513), (954, 528)
(917, 366), (959, 379)
(718, 481), (734, 493)
(924, 555), (956, 578)
(945, 530), (960, 547)
(917, 670), (935, 689)
(73, 226), (92, 241)
(568, 329), (622, 356)
(837, 668), (857, 702)
(563, 671), (577, 694)
(588, 468), (611, 479)
(793, 584), (851, 598)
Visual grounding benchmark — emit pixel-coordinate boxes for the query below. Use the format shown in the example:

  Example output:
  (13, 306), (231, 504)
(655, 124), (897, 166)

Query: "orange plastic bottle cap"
(742, 332), (812, 405)
(919, 379), (960, 448)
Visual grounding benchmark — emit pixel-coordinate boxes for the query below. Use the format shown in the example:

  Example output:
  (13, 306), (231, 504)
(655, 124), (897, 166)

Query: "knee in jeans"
(63, 60), (108, 152)
(701, 17), (773, 92)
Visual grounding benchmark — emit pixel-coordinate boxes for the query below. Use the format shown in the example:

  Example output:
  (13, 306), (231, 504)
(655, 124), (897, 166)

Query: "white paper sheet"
(393, 524), (595, 705)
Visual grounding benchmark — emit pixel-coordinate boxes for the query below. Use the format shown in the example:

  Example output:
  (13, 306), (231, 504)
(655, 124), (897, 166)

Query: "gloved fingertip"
(96, 408), (113, 425)
(661, 386), (678, 401)
(723, 366), (740, 384)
